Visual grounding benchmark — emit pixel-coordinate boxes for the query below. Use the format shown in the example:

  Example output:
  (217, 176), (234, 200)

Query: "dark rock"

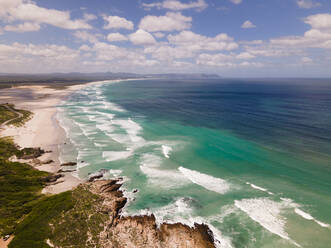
(132, 189), (139, 193)
(42, 174), (63, 183)
(88, 174), (103, 182)
(42, 159), (54, 164)
(60, 162), (77, 166)
(57, 169), (76, 173)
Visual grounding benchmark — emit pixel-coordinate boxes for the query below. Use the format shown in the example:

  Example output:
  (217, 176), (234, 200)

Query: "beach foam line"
(235, 198), (300, 247)
(162, 145), (172, 158)
(103, 150), (132, 162)
(179, 167), (230, 194)
(246, 182), (274, 195)
(294, 208), (330, 228)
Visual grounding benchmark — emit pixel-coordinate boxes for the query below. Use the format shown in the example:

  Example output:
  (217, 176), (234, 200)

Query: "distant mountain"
(144, 73), (221, 79)
(0, 72), (221, 87)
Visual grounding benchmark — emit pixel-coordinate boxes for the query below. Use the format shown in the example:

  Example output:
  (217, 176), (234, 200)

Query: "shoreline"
(0, 82), (96, 194)
(0, 79), (142, 194)
(0, 79), (222, 248)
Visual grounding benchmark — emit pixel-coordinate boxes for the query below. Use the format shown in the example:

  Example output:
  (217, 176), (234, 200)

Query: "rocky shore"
(48, 178), (216, 248)
(91, 179), (215, 248)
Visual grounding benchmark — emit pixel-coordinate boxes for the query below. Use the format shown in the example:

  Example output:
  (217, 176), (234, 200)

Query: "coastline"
(0, 79), (222, 248)
(0, 84), (87, 194)
(0, 79), (141, 194)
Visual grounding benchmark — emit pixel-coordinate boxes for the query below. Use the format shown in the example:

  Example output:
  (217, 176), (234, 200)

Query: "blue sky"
(0, 0), (331, 77)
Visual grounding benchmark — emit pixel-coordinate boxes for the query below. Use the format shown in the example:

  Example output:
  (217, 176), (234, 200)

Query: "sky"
(0, 0), (331, 77)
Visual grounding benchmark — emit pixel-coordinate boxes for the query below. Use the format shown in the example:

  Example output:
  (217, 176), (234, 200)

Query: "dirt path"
(0, 104), (23, 128)
(0, 236), (13, 248)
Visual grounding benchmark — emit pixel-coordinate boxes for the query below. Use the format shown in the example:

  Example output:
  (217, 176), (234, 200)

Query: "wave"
(102, 150), (132, 162)
(246, 182), (273, 195)
(162, 145), (172, 158)
(125, 197), (234, 248)
(235, 198), (300, 247)
(294, 208), (330, 228)
(103, 101), (126, 112)
(178, 167), (230, 194)
(139, 154), (189, 188)
(112, 118), (144, 144)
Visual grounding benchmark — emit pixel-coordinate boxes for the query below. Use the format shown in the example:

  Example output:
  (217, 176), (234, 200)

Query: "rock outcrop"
(90, 180), (216, 248)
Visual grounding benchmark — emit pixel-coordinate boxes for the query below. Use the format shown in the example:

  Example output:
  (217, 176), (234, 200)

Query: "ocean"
(57, 78), (331, 248)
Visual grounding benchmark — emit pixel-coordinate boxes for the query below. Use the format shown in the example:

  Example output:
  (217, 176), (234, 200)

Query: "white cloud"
(168, 31), (238, 51)
(196, 53), (262, 68)
(79, 44), (91, 51)
(129, 29), (156, 46)
(74, 31), (99, 43)
(4, 22), (40, 32)
(0, 0), (91, 31)
(144, 45), (195, 60)
(0, 42), (80, 73)
(270, 13), (331, 49)
(107, 33), (128, 42)
(301, 57), (313, 63)
(83, 13), (97, 21)
(103, 15), (134, 30)
(297, 0), (321, 9)
(304, 13), (331, 30)
(230, 0), (242, 4)
(142, 0), (207, 11)
(154, 32), (165, 38)
(241, 20), (256, 29)
(196, 53), (234, 67)
(236, 52), (255, 59)
(139, 12), (192, 32)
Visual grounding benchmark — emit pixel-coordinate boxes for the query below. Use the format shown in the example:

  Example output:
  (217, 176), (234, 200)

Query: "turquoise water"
(58, 79), (331, 248)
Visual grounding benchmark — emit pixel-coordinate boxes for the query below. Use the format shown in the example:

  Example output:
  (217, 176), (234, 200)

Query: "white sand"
(0, 84), (85, 194)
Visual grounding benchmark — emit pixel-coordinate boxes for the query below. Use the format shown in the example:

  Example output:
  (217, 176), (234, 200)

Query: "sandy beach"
(0, 84), (86, 194)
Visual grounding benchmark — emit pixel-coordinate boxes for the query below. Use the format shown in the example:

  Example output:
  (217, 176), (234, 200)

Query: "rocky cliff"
(50, 179), (216, 248)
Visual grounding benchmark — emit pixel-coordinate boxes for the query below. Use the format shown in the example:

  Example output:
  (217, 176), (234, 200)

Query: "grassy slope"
(8, 185), (107, 248)
(0, 105), (17, 125)
(0, 105), (106, 247)
(0, 137), (49, 236)
(0, 104), (33, 127)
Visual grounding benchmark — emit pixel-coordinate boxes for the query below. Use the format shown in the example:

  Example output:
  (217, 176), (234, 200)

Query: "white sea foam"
(140, 165), (189, 188)
(103, 101), (125, 112)
(96, 123), (114, 133)
(162, 145), (172, 158)
(126, 197), (233, 248)
(246, 182), (274, 195)
(108, 169), (122, 177)
(294, 208), (330, 228)
(133, 197), (195, 226)
(179, 167), (230, 194)
(208, 224), (233, 248)
(139, 154), (189, 188)
(94, 142), (108, 147)
(102, 151), (132, 162)
(106, 133), (131, 145)
(112, 118), (144, 144)
(235, 198), (300, 247)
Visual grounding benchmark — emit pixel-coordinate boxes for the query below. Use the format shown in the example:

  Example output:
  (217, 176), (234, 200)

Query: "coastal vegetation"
(0, 104), (32, 127)
(0, 137), (49, 236)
